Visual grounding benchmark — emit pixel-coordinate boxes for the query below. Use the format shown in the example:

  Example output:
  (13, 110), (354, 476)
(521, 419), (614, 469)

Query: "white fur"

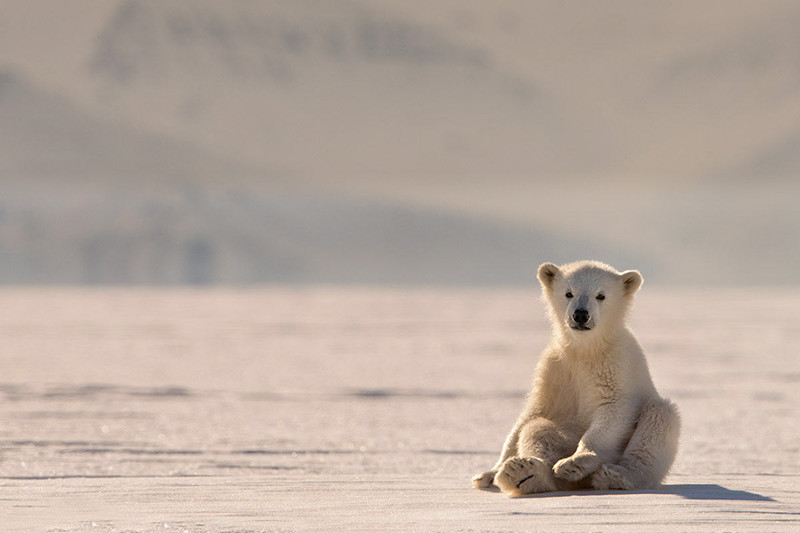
(472, 260), (680, 496)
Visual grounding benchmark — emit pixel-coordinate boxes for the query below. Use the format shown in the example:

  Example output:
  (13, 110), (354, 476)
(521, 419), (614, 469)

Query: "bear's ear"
(620, 270), (643, 295)
(537, 263), (561, 289)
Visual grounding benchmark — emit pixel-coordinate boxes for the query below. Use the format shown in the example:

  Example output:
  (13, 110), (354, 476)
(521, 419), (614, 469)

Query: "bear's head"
(537, 260), (642, 341)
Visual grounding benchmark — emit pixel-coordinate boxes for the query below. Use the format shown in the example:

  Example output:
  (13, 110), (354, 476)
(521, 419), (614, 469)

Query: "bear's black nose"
(573, 309), (589, 325)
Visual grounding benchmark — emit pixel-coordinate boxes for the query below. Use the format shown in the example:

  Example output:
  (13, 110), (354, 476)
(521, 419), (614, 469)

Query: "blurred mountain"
(0, 187), (648, 285)
(85, 0), (574, 188)
(0, 69), (261, 186)
(1, 0), (799, 285)
(76, 0), (800, 191)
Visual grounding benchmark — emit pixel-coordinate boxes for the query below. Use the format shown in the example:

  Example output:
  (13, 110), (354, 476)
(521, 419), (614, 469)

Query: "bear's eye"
(565, 292), (573, 299)
(596, 294), (605, 301)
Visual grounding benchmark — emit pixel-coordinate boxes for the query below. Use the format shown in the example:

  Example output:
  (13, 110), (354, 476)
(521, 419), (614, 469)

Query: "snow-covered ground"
(1, 287), (798, 531)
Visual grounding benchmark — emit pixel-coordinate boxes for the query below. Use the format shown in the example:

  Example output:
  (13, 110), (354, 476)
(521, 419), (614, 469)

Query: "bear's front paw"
(472, 469), (497, 489)
(553, 452), (601, 482)
(591, 464), (634, 490)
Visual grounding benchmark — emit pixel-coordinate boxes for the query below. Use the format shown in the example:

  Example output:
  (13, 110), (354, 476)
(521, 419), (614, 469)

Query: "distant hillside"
(0, 69), (261, 186)
(92, 0), (489, 83)
(86, 0), (574, 187)
(6, 0), (800, 190)
(0, 1), (799, 285)
(0, 187), (648, 285)
(0, 61), (643, 286)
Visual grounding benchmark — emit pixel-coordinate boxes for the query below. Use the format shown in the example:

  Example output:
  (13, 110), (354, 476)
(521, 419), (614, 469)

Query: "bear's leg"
(591, 398), (680, 490)
(494, 418), (581, 496)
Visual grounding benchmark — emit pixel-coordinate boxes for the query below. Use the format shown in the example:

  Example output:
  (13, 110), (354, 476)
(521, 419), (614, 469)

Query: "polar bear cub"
(472, 260), (680, 496)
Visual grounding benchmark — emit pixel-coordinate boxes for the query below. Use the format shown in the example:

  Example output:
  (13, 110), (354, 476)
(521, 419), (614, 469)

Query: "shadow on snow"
(660, 484), (775, 502)
(481, 483), (775, 502)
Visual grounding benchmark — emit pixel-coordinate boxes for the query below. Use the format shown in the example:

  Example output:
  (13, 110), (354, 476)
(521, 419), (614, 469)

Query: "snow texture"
(1, 288), (798, 531)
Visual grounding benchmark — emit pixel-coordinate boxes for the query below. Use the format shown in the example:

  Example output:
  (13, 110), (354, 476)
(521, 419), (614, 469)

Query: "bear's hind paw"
(495, 457), (556, 496)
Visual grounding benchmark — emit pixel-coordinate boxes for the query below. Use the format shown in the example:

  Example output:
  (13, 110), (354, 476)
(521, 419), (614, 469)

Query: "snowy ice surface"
(1, 288), (798, 531)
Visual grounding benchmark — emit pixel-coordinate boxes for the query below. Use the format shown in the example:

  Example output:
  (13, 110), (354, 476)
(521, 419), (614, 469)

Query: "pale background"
(2, 2), (800, 532)
(2, 0), (799, 286)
